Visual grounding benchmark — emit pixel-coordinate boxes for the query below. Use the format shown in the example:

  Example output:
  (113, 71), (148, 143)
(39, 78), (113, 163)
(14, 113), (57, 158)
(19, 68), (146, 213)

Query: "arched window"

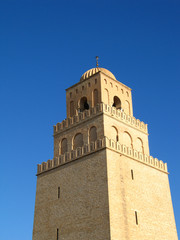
(104, 88), (109, 104)
(61, 138), (68, 154)
(80, 97), (89, 112)
(123, 131), (133, 148)
(136, 138), (144, 153)
(89, 126), (97, 142)
(93, 89), (98, 107)
(112, 96), (121, 110)
(70, 101), (75, 117)
(124, 100), (130, 115)
(110, 126), (119, 142)
(74, 133), (83, 150)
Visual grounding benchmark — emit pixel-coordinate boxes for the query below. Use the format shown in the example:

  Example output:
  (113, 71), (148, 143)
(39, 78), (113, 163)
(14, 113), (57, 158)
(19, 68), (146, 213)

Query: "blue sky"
(0, 0), (179, 239)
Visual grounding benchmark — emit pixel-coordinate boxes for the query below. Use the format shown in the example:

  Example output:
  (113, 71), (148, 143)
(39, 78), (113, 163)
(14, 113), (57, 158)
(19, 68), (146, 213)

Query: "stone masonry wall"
(106, 149), (178, 240)
(33, 150), (111, 240)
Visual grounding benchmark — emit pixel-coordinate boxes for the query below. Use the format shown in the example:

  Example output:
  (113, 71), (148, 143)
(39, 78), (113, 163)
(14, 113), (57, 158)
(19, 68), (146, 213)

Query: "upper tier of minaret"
(66, 67), (133, 118)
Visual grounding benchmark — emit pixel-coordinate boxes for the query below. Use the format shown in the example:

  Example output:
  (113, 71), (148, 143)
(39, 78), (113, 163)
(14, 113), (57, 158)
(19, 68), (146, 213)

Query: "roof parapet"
(37, 137), (167, 175)
(53, 103), (148, 135)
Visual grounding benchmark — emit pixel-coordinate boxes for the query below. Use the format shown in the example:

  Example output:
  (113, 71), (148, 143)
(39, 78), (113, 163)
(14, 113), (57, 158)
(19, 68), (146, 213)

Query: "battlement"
(37, 137), (167, 175)
(53, 103), (148, 135)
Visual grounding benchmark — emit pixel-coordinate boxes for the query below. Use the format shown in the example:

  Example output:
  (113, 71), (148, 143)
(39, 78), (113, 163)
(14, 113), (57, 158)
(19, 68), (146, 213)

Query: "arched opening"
(112, 96), (121, 110)
(123, 131), (133, 148)
(93, 89), (98, 107)
(108, 126), (119, 142)
(70, 101), (75, 117)
(80, 97), (89, 112)
(110, 126), (119, 142)
(136, 138), (144, 153)
(89, 126), (97, 142)
(73, 133), (83, 150)
(61, 138), (68, 155)
(124, 100), (130, 115)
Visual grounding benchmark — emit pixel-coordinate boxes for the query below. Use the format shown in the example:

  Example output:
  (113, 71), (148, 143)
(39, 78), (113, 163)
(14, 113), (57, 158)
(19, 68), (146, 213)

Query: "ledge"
(37, 137), (167, 175)
(53, 103), (148, 136)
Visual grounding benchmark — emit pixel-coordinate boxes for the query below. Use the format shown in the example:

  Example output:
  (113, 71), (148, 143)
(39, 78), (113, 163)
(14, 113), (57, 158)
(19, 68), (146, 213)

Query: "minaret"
(33, 66), (178, 240)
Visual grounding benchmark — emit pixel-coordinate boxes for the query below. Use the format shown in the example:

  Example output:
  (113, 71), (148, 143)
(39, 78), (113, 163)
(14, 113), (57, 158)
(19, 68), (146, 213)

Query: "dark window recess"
(135, 211), (138, 225)
(57, 228), (59, 240)
(131, 170), (134, 180)
(84, 101), (89, 110)
(58, 187), (60, 199)
(112, 96), (121, 110)
(80, 97), (89, 111)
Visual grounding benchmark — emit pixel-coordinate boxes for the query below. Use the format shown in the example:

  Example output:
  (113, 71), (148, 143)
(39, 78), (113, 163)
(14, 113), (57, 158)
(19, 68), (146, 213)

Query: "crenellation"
(37, 137), (167, 175)
(106, 137), (167, 172)
(103, 104), (147, 132)
(53, 103), (148, 136)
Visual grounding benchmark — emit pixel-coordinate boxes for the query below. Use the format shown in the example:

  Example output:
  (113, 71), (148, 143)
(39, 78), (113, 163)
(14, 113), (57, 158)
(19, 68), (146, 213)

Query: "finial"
(96, 56), (99, 67)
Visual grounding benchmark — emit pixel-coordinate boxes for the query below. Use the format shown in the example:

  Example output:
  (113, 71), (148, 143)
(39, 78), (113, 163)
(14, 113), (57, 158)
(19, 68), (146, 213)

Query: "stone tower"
(33, 67), (178, 240)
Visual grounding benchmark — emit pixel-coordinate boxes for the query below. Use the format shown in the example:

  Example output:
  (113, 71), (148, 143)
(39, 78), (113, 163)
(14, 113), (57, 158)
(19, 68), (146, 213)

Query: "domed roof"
(80, 67), (116, 81)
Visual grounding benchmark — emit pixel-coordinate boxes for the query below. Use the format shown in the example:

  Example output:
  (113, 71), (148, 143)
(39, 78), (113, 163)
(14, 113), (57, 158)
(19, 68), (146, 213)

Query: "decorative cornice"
(37, 137), (167, 175)
(53, 103), (148, 136)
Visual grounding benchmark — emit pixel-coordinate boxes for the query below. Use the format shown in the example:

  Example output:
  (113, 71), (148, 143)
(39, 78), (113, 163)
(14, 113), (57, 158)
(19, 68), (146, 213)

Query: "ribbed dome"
(80, 67), (116, 81)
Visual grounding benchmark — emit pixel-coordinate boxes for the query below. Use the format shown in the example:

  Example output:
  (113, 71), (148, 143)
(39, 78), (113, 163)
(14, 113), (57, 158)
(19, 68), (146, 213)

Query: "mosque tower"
(33, 64), (177, 240)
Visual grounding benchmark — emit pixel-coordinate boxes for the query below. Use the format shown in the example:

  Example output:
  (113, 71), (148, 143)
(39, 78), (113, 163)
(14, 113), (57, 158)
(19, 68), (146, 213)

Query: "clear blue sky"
(0, 0), (179, 239)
